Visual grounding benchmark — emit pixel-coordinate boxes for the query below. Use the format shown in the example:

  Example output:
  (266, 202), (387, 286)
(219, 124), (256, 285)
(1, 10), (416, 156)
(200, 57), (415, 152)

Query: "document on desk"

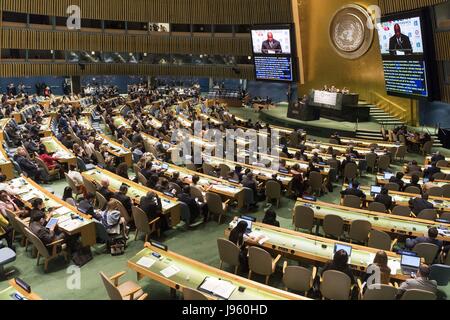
(160, 265), (181, 278)
(388, 260), (401, 275)
(136, 256), (157, 269)
(22, 193), (39, 202)
(199, 277), (236, 300)
(54, 206), (72, 216)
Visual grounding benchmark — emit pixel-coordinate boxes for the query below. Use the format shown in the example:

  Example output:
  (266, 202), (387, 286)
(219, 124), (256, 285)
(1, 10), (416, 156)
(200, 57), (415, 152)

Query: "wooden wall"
(0, 0), (293, 24)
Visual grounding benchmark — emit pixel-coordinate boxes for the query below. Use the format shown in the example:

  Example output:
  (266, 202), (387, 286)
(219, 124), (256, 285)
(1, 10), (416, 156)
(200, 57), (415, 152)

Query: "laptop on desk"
(400, 253), (421, 275)
(370, 185), (382, 198)
(384, 172), (394, 180)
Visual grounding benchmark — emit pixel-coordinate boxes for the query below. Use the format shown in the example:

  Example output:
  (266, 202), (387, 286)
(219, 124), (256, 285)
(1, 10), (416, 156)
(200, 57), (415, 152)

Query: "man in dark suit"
(406, 227), (443, 257)
(113, 184), (132, 215)
(389, 24), (413, 55)
(431, 152), (445, 164)
(341, 181), (366, 199)
(261, 32), (282, 54)
(140, 192), (169, 231)
(409, 193), (434, 215)
(424, 162), (441, 179)
(389, 172), (405, 190)
(374, 188), (392, 211)
(178, 186), (201, 224)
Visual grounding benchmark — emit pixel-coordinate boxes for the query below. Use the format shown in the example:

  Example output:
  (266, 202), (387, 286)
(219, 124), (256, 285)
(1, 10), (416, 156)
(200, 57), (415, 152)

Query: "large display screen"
(251, 25), (296, 82)
(377, 11), (434, 99)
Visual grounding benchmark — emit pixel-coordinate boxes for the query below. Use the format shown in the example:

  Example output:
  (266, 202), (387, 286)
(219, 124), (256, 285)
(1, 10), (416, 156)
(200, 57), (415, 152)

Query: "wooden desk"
(403, 163), (450, 176)
(98, 134), (132, 167)
(295, 198), (450, 242)
(128, 243), (306, 300)
(38, 116), (53, 137)
(204, 155), (293, 187)
(339, 137), (401, 150)
(82, 167), (181, 227)
(9, 177), (96, 247)
(0, 280), (42, 300)
(112, 116), (131, 129)
(225, 220), (407, 282)
(41, 136), (77, 167)
(376, 174), (449, 188)
(304, 140), (388, 156)
(347, 184), (450, 213)
(152, 160), (245, 209)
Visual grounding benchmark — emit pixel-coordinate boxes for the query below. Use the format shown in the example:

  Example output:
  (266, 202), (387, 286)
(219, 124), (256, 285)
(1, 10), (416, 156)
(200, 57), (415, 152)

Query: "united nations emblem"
(329, 4), (374, 59)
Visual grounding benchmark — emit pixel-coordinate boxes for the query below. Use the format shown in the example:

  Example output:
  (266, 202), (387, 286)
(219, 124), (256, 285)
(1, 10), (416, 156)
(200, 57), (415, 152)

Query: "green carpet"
(1, 108), (449, 300)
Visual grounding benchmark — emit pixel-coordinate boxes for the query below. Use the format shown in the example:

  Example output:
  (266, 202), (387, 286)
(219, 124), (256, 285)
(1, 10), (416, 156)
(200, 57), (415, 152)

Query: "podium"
(287, 101), (320, 121)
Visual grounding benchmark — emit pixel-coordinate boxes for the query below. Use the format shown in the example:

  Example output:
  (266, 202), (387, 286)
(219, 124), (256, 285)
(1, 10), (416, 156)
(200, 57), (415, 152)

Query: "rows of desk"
(128, 243), (305, 300)
(82, 167), (181, 227)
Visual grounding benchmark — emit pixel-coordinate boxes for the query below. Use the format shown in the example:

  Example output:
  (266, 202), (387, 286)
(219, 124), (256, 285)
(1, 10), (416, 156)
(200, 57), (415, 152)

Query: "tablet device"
(46, 218), (58, 230)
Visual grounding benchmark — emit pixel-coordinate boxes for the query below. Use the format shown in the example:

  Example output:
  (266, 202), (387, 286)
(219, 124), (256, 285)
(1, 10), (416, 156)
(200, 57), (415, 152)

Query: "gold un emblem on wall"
(329, 4), (374, 60)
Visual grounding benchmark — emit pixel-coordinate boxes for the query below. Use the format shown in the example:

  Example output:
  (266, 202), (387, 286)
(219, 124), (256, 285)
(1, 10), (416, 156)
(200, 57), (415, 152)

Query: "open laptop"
(400, 253), (421, 275)
(237, 216), (255, 234)
(334, 243), (352, 258)
(370, 185), (382, 197)
(384, 172), (394, 180)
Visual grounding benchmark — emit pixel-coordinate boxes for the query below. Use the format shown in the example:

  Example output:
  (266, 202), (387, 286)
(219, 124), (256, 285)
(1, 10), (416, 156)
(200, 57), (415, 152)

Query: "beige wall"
(296, 0), (416, 123)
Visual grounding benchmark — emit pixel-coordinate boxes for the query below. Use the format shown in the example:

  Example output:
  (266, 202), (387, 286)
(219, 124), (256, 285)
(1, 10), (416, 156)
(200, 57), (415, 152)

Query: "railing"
(369, 91), (409, 124)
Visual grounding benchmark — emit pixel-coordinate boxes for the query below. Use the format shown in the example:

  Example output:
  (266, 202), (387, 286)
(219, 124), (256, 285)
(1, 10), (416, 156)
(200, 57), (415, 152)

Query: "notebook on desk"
(198, 276), (236, 300)
(400, 253), (421, 275)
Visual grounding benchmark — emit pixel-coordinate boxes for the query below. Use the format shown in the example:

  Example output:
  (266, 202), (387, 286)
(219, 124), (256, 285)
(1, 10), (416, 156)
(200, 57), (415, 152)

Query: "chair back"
(96, 191), (108, 210)
(94, 150), (106, 166)
(417, 209), (438, 221)
(83, 177), (98, 195)
(385, 182), (400, 191)
(202, 163), (216, 176)
(283, 266), (313, 293)
(137, 173), (148, 186)
(413, 243), (439, 264)
(430, 264), (450, 286)
(293, 205), (314, 232)
(219, 164), (231, 178)
(323, 214), (344, 239)
(248, 246), (273, 276)
(349, 220), (372, 244)
(343, 163), (358, 181)
(265, 181), (281, 200)
(35, 157), (51, 176)
(436, 160), (449, 168)
(363, 284), (398, 300)
(183, 287), (208, 300)
(422, 141), (433, 155)
(396, 146), (407, 160)
(378, 155), (391, 171)
(365, 153), (377, 171)
(205, 192), (224, 215)
(190, 186), (205, 203)
(392, 205), (411, 217)
(110, 199), (132, 223)
(132, 206), (150, 234)
(427, 187), (443, 197)
(343, 195), (361, 209)
(133, 164), (140, 179)
(99, 272), (123, 300)
(23, 227), (51, 258)
(64, 173), (78, 192)
(168, 183), (181, 195)
(442, 184), (450, 198)
(404, 186), (421, 194)
(320, 270), (352, 300)
(93, 220), (110, 243)
(401, 289), (436, 300)
(368, 202), (386, 213)
(309, 171), (322, 192)
(76, 157), (87, 172)
(432, 172), (446, 180)
(368, 229), (392, 251)
(217, 238), (240, 268)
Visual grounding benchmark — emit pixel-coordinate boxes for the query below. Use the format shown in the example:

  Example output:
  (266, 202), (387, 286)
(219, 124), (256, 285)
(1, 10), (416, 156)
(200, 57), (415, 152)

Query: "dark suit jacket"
(424, 167), (441, 179)
(178, 192), (200, 220)
(14, 155), (38, 177)
(140, 196), (162, 220)
(113, 192), (132, 214)
(341, 187), (366, 199)
(409, 198), (434, 215)
(374, 194), (392, 210)
(389, 177), (405, 190)
(261, 40), (282, 53)
(99, 186), (114, 201)
(389, 34), (413, 54)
